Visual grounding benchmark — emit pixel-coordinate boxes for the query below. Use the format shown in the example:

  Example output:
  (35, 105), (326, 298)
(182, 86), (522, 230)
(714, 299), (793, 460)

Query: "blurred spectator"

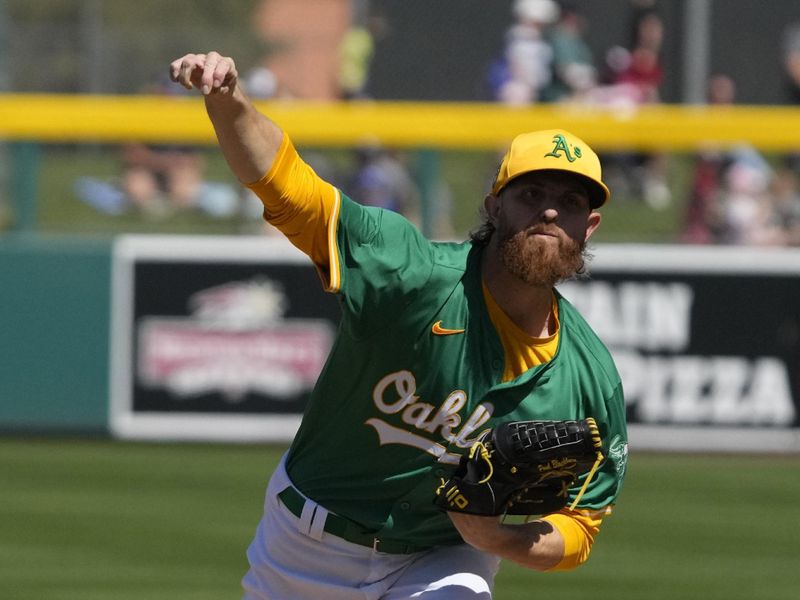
(344, 144), (456, 239)
(593, 0), (663, 104)
(613, 45), (662, 104)
(707, 72), (737, 105)
(541, 2), (597, 103)
(683, 74), (800, 247)
(493, 0), (560, 105)
(768, 165), (800, 246)
(337, 14), (387, 100)
(338, 26), (374, 99)
(781, 23), (800, 104)
(120, 143), (205, 217)
(346, 142), (422, 226)
(779, 23), (800, 189)
(681, 74), (737, 244)
(625, 9), (664, 102)
(681, 149), (725, 244)
(74, 76), (239, 220)
(75, 143), (240, 220)
(244, 65), (286, 99)
(627, 1), (665, 53)
(612, 6), (665, 100)
(592, 2), (670, 209)
(715, 147), (775, 245)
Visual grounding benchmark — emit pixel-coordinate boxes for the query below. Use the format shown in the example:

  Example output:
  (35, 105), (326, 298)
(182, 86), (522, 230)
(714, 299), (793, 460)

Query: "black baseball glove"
(434, 418), (605, 516)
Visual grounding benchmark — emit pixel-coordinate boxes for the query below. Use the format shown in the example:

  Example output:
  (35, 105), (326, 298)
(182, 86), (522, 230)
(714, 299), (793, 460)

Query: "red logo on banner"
(137, 279), (334, 401)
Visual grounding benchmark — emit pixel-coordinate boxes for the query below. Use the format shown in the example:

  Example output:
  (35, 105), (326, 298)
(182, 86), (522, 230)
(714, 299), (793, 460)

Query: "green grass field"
(1, 439), (798, 600)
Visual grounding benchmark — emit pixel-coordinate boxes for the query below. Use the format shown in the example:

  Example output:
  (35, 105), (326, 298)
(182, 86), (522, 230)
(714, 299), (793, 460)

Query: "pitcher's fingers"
(211, 56), (238, 94)
(212, 58), (236, 91)
(175, 54), (205, 89)
(201, 51), (223, 94)
(169, 55), (191, 81)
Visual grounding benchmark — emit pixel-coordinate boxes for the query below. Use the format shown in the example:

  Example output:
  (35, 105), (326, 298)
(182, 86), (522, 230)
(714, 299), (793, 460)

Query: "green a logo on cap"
(544, 134), (582, 163)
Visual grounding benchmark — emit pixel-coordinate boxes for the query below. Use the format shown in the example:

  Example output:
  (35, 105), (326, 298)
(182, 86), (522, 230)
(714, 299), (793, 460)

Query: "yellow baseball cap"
(492, 129), (610, 208)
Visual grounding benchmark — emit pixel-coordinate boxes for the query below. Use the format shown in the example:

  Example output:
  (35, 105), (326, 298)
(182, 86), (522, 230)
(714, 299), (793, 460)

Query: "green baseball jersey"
(285, 193), (628, 548)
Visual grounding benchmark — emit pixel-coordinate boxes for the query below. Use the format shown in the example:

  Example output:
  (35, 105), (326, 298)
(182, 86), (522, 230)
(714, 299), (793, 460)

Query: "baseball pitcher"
(170, 51), (628, 600)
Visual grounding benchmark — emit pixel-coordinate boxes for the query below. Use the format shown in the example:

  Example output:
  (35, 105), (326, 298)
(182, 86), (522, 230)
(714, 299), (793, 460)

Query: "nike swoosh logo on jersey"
(431, 320), (465, 336)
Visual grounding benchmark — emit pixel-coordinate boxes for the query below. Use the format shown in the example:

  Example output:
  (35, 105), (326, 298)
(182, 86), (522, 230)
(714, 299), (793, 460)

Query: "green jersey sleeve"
(332, 194), (437, 338)
(574, 382), (628, 511)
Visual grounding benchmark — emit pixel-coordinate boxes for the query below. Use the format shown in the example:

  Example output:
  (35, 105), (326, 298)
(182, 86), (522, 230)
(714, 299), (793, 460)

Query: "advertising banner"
(559, 244), (800, 452)
(112, 238), (800, 451)
(110, 235), (340, 441)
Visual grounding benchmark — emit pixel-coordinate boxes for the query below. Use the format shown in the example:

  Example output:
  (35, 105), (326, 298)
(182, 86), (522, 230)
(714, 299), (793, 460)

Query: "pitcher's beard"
(498, 229), (585, 288)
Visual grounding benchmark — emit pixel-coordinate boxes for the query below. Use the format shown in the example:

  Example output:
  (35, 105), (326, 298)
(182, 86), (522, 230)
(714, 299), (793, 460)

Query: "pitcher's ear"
(585, 211), (602, 241)
(484, 193), (500, 224)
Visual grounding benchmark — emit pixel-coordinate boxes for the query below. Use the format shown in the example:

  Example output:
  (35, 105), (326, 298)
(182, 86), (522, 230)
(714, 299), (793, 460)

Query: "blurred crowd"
(73, 134), (440, 237)
(487, 0), (800, 247)
(71, 7), (452, 239)
(487, 0), (672, 213)
(682, 74), (800, 246)
(74, 77), (245, 224)
(69, 0), (800, 246)
(489, 0), (664, 110)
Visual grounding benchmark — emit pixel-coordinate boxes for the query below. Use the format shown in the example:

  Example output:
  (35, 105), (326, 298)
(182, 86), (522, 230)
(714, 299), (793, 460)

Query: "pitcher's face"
(487, 170), (601, 287)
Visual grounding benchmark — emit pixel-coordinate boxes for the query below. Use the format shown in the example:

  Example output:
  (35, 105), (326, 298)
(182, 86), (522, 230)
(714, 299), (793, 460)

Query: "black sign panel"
(559, 245), (800, 433)
(132, 260), (340, 414)
(110, 236), (340, 441)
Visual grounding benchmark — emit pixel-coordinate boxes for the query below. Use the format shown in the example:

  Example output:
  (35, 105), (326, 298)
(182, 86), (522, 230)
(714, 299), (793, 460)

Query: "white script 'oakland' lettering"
(367, 370), (493, 463)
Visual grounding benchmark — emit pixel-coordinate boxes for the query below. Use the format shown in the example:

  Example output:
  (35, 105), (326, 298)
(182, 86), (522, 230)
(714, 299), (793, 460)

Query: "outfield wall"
(0, 236), (112, 432)
(2, 235), (799, 452)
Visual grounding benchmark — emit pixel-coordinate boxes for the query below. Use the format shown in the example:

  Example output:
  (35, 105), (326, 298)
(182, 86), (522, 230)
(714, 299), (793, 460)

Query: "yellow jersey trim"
(326, 188), (342, 293)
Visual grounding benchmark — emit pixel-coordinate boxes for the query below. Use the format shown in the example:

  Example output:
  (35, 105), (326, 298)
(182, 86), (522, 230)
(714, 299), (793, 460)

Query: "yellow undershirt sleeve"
(542, 508), (607, 571)
(245, 134), (339, 288)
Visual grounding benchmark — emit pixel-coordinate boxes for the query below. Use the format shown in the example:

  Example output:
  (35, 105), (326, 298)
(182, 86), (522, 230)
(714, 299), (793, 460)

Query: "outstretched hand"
(168, 50), (279, 183)
(169, 51), (239, 97)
